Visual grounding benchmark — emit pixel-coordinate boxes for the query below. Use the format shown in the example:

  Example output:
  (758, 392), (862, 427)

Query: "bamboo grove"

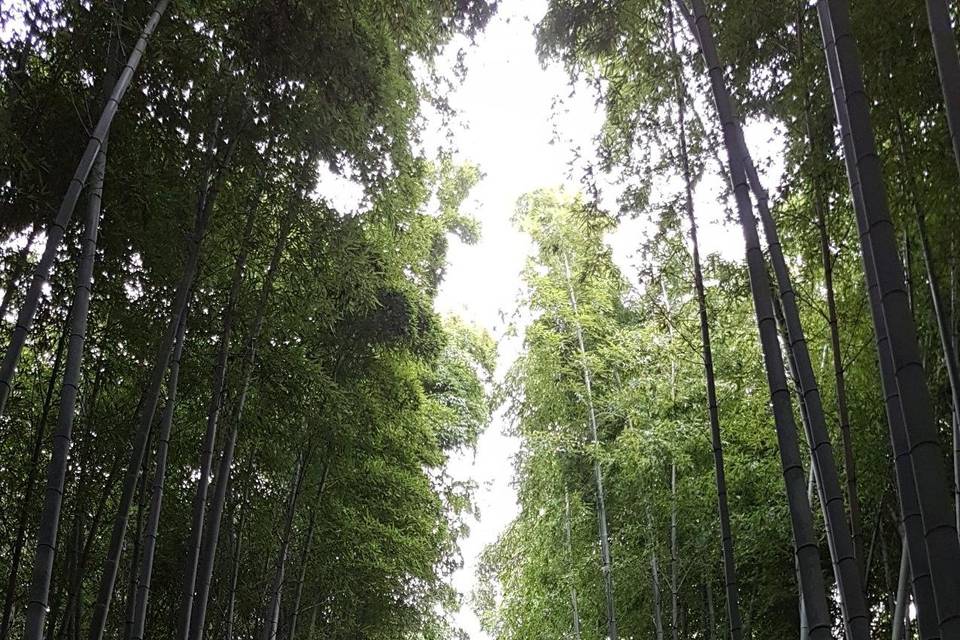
(0, 2), (498, 640)
(4, 0), (960, 639)
(475, 0), (960, 639)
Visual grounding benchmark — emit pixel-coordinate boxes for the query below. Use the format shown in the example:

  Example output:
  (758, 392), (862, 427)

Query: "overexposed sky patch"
(428, 2), (603, 637)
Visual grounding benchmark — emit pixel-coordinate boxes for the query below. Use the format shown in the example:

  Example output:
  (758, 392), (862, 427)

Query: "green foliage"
(0, 1), (497, 639)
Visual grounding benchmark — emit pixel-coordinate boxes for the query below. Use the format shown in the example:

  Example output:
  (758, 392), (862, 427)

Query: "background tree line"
(0, 2), (498, 640)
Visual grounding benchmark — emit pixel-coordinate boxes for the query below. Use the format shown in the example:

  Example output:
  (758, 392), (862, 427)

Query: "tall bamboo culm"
(667, 4), (743, 633)
(23, 137), (107, 640)
(0, 0), (171, 419)
(818, 1), (960, 634)
(679, 1), (832, 636)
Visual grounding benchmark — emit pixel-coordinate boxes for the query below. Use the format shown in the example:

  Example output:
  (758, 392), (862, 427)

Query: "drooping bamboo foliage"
(0, 0), (171, 418)
(1, 5), (496, 640)
(481, 0), (960, 637)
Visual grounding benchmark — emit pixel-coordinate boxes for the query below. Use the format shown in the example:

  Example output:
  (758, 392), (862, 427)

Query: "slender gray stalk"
(0, 300), (69, 640)
(563, 490), (582, 640)
(670, 463), (678, 640)
(122, 461), (149, 640)
(924, 0), (960, 180)
(0, 0), (171, 418)
(816, 189), (865, 581)
(287, 467), (328, 640)
(560, 248), (618, 640)
(188, 212), (292, 640)
(24, 137), (107, 640)
(177, 209), (256, 640)
(893, 536), (909, 640)
(667, 7), (743, 634)
(703, 582), (715, 640)
(650, 515), (665, 640)
(223, 496), (246, 640)
(130, 310), (189, 640)
(261, 458), (307, 640)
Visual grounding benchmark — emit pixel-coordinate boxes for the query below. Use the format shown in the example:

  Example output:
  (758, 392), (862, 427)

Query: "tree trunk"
(815, 189), (865, 582)
(123, 460), (149, 640)
(0, 302), (69, 640)
(130, 310), (188, 640)
(818, 1), (960, 634)
(670, 464), (679, 640)
(924, 0), (960, 180)
(223, 494), (246, 640)
(564, 489), (582, 640)
(893, 114), (960, 545)
(736, 110), (870, 640)
(188, 212), (292, 640)
(177, 208), (256, 640)
(261, 458), (307, 640)
(893, 536), (910, 640)
(63, 514), (81, 640)
(881, 525), (894, 628)
(954, 253), (959, 543)
(0, 0), (170, 418)
(798, 460), (816, 640)
(560, 248), (618, 640)
(667, 8), (744, 634)
(798, 560), (809, 640)
(801, 75), (866, 577)
(650, 516), (665, 640)
(680, 2), (832, 636)
(86, 174), (218, 640)
(818, 11), (939, 639)
(820, 5), (939, 636)
(23, 135), (107, 640)
(287, 467), (328, 640)
(916, 207), (960, 541)
(52, 451), (122, 640)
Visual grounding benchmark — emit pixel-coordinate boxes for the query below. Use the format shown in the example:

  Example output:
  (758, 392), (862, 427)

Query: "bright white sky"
(430, 4), (585, 635)
(422, 3), (784, 638)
